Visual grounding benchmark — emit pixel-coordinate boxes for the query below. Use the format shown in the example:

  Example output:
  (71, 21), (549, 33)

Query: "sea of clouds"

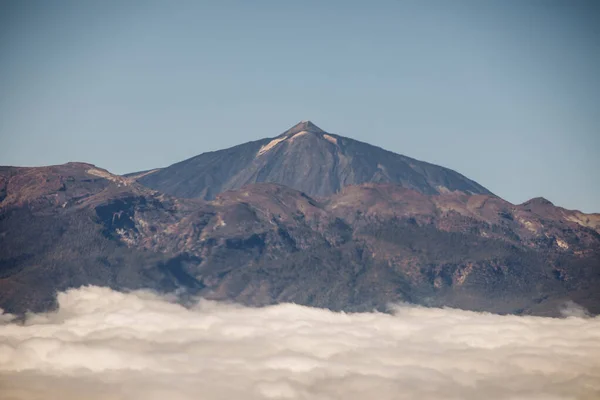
(1, 286), (599, 400)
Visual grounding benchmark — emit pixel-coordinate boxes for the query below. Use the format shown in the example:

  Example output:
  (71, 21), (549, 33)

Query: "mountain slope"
(135, 121), (493, 199)
(0, 163), (208, 313)
(2, 163), (598, 316)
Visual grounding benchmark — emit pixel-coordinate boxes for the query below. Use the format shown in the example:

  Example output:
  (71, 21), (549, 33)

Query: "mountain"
(1, 162), (599, 317)
(135, 121), (493, 200)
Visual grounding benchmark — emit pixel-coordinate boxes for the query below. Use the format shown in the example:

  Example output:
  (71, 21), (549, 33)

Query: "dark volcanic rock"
(135, 121), (493, 199)
(1, 163), (599, 317)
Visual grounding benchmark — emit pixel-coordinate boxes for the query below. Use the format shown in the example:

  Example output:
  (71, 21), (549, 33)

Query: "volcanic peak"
(280, 120), (326, 136)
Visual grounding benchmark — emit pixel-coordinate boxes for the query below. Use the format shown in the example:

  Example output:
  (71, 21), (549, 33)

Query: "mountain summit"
(282, 120), (325, 135)
(135, 121), (493, 199)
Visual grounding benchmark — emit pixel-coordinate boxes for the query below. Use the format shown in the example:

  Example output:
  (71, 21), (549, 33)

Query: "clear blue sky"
(1, 0), (598, 212)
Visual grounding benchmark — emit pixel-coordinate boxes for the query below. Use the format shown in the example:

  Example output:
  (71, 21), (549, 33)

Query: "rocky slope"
(1, 163), (598, 316)
(135, 121), (493, 199)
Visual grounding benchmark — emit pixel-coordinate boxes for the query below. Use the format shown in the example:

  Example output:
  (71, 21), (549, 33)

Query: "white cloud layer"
(1, 286), (599, 400)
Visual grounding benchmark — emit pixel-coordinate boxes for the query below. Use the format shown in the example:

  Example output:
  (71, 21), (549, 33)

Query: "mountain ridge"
(1, 161), (599, 317)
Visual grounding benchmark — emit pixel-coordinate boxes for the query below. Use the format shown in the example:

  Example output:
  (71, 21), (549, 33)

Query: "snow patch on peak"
(323, 134), (337, 145)
(288, 130), (310, 142)
(257, 136), (288, 157)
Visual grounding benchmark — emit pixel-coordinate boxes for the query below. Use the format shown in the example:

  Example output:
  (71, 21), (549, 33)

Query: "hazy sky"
(1, 1), (598, 212)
